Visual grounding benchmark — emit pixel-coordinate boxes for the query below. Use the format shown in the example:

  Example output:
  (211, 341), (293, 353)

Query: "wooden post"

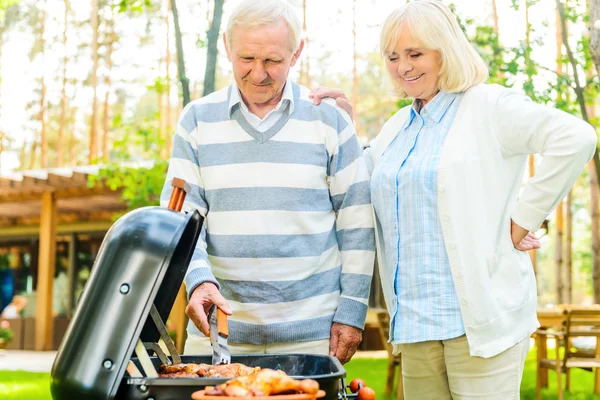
(35, 191), (58, 351)
(166, 177), (189, 353)
(168, 285), (188, 353)
(66, 233), (77, 317)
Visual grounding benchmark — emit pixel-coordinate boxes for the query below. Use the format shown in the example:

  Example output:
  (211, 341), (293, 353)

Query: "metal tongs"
(208, 305), (231, 365)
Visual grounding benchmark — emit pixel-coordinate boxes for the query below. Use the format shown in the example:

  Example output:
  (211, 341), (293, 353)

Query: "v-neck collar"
(228, 82), (299, 143)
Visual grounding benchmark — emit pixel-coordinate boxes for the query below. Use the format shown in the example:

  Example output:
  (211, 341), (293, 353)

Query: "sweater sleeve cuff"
(512, 201), (548, 232)
(333, 297), (368, 330)
(185, 266), (220, 299)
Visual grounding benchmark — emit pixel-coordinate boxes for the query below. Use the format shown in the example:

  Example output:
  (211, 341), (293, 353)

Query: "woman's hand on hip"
(511, 220), (541, 251)
(309, 86), (354, 119)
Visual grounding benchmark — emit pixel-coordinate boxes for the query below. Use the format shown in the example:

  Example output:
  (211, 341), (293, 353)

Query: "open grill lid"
(50, 206), (203, 400)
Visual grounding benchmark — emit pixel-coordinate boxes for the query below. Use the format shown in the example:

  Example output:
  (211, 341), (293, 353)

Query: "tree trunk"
(528, 155), (537, 274)
(491, 0), (499, 35)
(299, 0), (311, 87)
(490, 0), (503, 80)
(556, 8), (563, 102)
(30, 1), (47, 170)
(587, 17), (599, 305)
(555, 201), (564, 304)
(89, 0), (99, 164)
(102, 16), (115, 163)
(69, 107), (78, 166)
(19, 141), (26, 171)
(556, 0), (600, 179)
(164, 0), (172, 158)
(171, 0), (190, 106)
(552, 6), (564, 301)
(0, 19), (4, 171)
(159, 1), (167, 159)
(158, 81), (164, 157)
(566, 191), (573, 303)
(352, 0), (359, 134)
(39, 1), (47, 169)
(592, 163), (600, 303)
(203, 0), (224, 96)
(590, 0), (600, 78)
(29, 140), (38, 170)
(39, 80), (47, 169)
(58, 0), (69, 167)
(525, 0), (530, 48)
(523, 0), (534, 98)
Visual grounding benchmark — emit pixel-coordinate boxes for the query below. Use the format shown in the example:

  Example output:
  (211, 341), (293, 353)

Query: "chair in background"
(536, 308), (600, 400)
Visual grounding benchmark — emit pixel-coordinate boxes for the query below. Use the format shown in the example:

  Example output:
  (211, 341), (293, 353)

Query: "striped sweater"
(160, 82), (375, 345)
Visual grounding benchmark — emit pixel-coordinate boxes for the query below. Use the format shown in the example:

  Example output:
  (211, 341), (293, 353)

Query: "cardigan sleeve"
(492, 89), (598, 231)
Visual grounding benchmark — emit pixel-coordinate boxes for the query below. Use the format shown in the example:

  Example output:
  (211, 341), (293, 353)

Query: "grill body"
(117, 354), (345, 400)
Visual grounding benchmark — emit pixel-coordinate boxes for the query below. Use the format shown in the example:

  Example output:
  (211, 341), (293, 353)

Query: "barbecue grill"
(50, 204), (350, 400)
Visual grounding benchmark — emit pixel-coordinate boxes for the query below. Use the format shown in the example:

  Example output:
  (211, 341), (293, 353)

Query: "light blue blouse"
(371, 91), (466, 343)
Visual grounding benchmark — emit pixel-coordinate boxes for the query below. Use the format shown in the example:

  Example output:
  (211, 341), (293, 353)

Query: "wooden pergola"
(0, 166), (126, 351)
(0, 165), (189, 353)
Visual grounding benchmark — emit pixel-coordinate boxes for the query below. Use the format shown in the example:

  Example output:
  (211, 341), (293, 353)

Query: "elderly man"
(160, 0), (374, 364)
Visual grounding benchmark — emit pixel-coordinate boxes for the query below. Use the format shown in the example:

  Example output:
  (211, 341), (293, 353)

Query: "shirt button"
(449, 243), (456, 249)
(442, 215), (450, 221)
(460, 299), (468, 307)
(440, 186), (446, 192)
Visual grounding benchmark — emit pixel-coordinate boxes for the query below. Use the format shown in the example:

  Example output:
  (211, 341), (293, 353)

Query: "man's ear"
(223, 33), (232, 62)
(290, 39), (304, 67)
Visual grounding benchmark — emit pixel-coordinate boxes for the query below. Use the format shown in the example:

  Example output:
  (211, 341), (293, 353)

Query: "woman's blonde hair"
(380, 0), (488, 97)
(226, 0), (302, 53)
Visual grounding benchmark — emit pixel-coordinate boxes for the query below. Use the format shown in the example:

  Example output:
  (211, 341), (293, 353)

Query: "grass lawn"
(0, 370), (51, 400)
(3, 348), (600, 400)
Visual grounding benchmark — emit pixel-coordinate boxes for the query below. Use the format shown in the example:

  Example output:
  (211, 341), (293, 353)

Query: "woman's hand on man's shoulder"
(309, 86), (354, 119)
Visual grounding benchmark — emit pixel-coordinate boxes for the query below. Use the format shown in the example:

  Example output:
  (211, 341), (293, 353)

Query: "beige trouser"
(184, 334), (330, 356)
(398, 335), (529, 400)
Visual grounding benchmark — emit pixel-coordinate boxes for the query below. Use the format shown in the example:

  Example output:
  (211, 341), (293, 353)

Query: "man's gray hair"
(226, 0), (302, 52)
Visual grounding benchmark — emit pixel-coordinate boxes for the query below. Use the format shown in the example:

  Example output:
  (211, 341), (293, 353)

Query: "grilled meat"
(204, 363), (261, 378)
(158, 363), (260, 378)
(203, 369), (320, 397)
(159, 363), (211, 377)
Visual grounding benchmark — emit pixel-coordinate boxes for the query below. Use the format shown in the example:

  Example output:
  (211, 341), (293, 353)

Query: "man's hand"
(309, 87), (354, 119)
(329, 322), (362, 364)
(185, 282), (232, 336)
(511, 220), (541, 251)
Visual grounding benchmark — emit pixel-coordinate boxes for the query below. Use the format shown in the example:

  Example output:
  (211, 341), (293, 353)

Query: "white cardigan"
(367, 83), (597, 358)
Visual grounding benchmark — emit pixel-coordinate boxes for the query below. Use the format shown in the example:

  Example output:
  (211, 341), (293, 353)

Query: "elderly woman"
(311, 1), (597, 398)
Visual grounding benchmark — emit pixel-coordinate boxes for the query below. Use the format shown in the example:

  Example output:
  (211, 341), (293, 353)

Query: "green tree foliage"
(0, 0), (19, 20)
(89, 88), (169, 212)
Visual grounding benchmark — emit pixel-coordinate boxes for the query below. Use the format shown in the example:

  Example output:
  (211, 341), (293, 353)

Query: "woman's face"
(385, 27), (441, 106)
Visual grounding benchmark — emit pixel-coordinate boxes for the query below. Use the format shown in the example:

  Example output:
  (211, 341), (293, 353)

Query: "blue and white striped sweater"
(160, 82), (375, 345)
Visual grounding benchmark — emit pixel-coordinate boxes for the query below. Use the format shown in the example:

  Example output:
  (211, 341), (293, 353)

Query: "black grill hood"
(50, 206), (203, 400)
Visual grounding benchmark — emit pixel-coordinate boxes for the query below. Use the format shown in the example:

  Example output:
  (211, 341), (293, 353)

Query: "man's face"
(225, 19), (303, 109)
